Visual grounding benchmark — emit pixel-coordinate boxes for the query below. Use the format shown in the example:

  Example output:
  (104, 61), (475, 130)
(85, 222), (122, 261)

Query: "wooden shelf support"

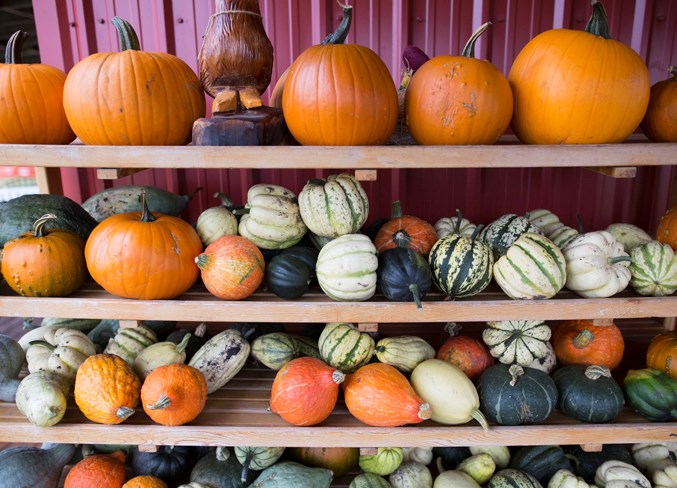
(591, 319), (615, 326)
(357, 323), (379, 333)
(581, 444), (604, 452)
(138, 444), (158, 453)
(585, 166), (637, 178)
(355, 169), (377, 181)
(119, 319), (144, 329)
(96, 168), (146, 180)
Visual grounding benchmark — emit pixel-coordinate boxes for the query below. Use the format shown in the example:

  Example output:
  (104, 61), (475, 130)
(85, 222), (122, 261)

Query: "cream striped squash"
(316, 233), (378, 301)
(630, 240), (677, 296)
(482, 320), (552, 366)
(319, 322), (375, 373)
(493, 233), (566, 299)
(525, 208), (562, 235)
(434, 209), (477, 240)
(548, 224), (578, 249)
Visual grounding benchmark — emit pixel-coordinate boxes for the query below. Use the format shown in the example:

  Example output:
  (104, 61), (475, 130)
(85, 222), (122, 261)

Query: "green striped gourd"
(251, 332), (299, 370)
(434, 209), (477, 240)
(525, 208), (562, 236)
(607, 223), (653, 252)
(493, 233), (566, 299)
(374, 336), (435, 373)
(350, 473), (392, 488)
(482, 320), (552, 366)
(487, 468), (543, 487)
(298, 173), (369, 238)
(630, 240), (677, 296)
(316, 234), (378, 301)
(359, 447), (404, 476)
(234, 446), (286, 481)
(548, 224), (579, 249)
(104, 324), (158, 363)
(292, 335), (322, 359)
(480, 214), (543, 257)
(428, 226), (494, 298)
(319, 322), (375, 373)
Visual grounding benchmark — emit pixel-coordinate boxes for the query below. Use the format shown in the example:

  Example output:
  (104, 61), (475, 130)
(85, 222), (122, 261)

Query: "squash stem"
(577, 213), (585, 234)
(5, 30), (27, 64)
(586, 0), (611, 39)
(32, 214), (58, 238)
(609, 255), (632, 265)
(322, 0), (353, 45)
(147, 396), (172, 410)
(111, 16), (142, 51)
(461, 22), (492, 58)
(454, 209), (464, 234)
(241, 450), (254, 484)
(573, 329), (594, 349)
(391, 200), (403, 218)
(115, 406), (135, 420)
(139, 191), (156, 223)
(471, 408), (490, 432)
(175, 333), (192, 354)
(470, 224), (484, 242)
(669, 66), (677, 78)
(409, 283), (423, 309)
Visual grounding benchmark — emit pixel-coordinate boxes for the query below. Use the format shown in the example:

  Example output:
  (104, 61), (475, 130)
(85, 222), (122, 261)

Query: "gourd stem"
(409, 283), (423, 309)
(573, 329), (594, 349)
(454, 209), (464, 234)
(111, 16), (141, 51)
(577, 213), (584, 234)
(669, 66), (677, 78)
(195, 322), (207, 338)
(461, 22), (492, 58)
(508, 364), (524, 386)
(240, 451), (253, 484)
(175, 333), (192, 354)
(139, 192), (156, 223)
(147, 396), (172, 410)
(609, 256), (632, 265)
(470, 224), (484, 242)
(585, 364), (611, 380)
(418, 402), (432, 420)
(232, 208), (251, 216)
(332, 369), (346, 385)
(586, 0), (611, 39)
(444, 322), (462, 337)
(32, 214), (58, 238)
(214, 191), (236, 209)
(391, 200), (403, 218)
(5, 30), (27, 64)
(322, 0), (353, 45)
(116, 406), (135, 420)
(471, 408), (490, 432)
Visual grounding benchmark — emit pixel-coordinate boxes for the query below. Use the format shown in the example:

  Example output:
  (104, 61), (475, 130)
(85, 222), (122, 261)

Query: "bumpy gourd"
(26, 327), (96, 382)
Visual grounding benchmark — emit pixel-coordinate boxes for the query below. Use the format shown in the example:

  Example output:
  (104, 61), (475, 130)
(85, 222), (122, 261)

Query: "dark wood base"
(192, 106), (296, 146)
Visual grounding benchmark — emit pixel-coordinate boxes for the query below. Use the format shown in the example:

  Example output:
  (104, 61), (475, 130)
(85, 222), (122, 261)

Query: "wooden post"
(119, 320), (144, 329)
(581, 444), (604, 452)
(357, 323), (379, 333)
(355, 169), (377, 181)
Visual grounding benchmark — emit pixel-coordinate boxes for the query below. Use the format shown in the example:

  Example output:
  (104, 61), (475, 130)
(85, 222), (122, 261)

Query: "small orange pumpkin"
(195, 235), (265, 300)
(343, 362), (431, 427)
(74, 353), (141, 424)
(374, 201), (438, 255)
(646, 331), (677, 380)
(641, 66), (677, 142)
(122, 476), (168, 488)
(1, 214), (86, 297)
(286, 447), (359, 477)
(436, 322), (494, 381)
(656, 204), (677, 251)
(64, 451), (127, 488)
(551, 319), (625, 370)
(141, 363), (207, 426)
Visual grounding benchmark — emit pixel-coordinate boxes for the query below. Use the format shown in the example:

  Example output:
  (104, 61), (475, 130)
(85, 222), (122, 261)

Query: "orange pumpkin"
(374, 201), (438, 255)
(641, 66), (677, 142)
(343, 362), (431, 427)
(1, 214), (86, 297)
(141, 363), (207, 426)
(551, 319), (625, 370)
(436, 322), (493, 381)
(281, 2), (397, 145)
(0, 31), (75, 144)
(195, 235), (265, 300)
(63, 17), (204, 145)
(85, 193), (202, 300)
(508, 1), (650, 144)
(406, 22), (513, 145)
(646, 331), (677, 380)
(74, 353), (141, 424)
(286, 447), (359, 477)
(64, 451), (127, 488)
(270, 356), (345, 426)
(656, 204), (677, 251)
(122, 476), (168, 488)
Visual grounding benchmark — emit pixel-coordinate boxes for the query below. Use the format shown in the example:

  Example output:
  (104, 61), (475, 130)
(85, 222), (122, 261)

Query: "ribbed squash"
(318, 322), (375, 373)
(374, 201), (437, 255)
(629, 240), (677, 296)
(552, 319), (624, 370)
(509, 445), (573, 486)
(526, 209), (562, 236)
(623, 368), (677, 422)
(482, 320), (552, 366)
(434, 209), (477, 240)
(553, 364), (624, 423)
(374, 335), (435, 373)
(480, 214), (543, 258)
(646, 331), (677, 380)
(606, 223), (653, 253)
(316, 234), (378, 301)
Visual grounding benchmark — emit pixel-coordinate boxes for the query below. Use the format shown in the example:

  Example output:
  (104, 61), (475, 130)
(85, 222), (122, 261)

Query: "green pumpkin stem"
(232, 208), (251, 216)
(111, 16), (141, 52)
(586, 1), (611, 40)
(32, 214), (58, 238)
(408, 283), (423, 310)
(240, 450), (254, 484)
(322, 0), (353, 45)
(609, 255), (632, 265)
(139, 192), (156, 223)
(453, 209), (464, 234)
(115, 406), (135, 420)
(391, 200), (403, 218)
(471, 408), (490, 432)
(5, 30), (27, 64)
(214, 191), (236, 210)
(147, 396), (171, 410)
(470, 224), (484, 242)
(175, 333), (192, 354)
(461, 22), (492, 58)
(573, 329), (594, 349)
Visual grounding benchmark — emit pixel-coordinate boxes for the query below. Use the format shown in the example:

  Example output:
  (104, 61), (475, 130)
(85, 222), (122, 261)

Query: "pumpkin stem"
(147, 396), (172, 410)
(453, 209), (464, 234)
(139, 191), (156, 223)
(408, 283), (423, 310)
(322, 0), (353, 45)
(240, 450), (254, 484)
(471, 408), (490, 432)
(444, 322), (462, 337)
(175, 333), (192, 354)
(508, 364), (524, 386)
(214, 191), (236, 210)
(232, 208), (251, 216)
(195, 322), (208, 338)
(32, 214), (58, 238)
(418, 402), (432, 420)
(111, 16), (141, 52)
(461, 22), (492, 58)
(5, 30), (27, 64)
(609, 255), (632, 265)
(577, 213), (585, 234)
(332, 369), (346, 385)
(470, 224), (484, 242)
(584, 364), (612, 380)
(391, 200), (403, 218)
(573, 329), (594, 349)
(115, 406), (135, 420)
(586, 1), (611, 39)
(216, 446), (231, 461)
(195, 253), (209, 270)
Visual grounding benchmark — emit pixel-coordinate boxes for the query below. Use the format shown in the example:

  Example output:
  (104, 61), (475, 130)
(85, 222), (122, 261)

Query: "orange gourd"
(63, 17), (204, 145)
(343, 362), (432, 427)
(195, 235), (265, 300)
(122, 476), (168, 488)
(270, 356), (345, 426)
(141, 363), (207, 426)
(281, 2), (397, 145)
(0, 31), (75, 144)
(374, 201), (438, 255)
(74, 353), (141, 424)
(436, 322), (494, 381)
(646, 331), (677, 380)
(508, 0), (650, 144)
(552, 320), (625, 370)
(656, 204), (677, 251)
(85, 193), (202, 300)
(286, 447), (359, 477)
(641, 66), (677, 142)
(1, 214), (86, 297)
(64, 451), (127, 488)
(405, 22), (513, 145)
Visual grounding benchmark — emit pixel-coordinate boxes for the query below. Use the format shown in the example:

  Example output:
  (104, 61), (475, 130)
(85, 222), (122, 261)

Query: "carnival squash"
(552, 319), (625, 370)
(647, 331), (677, 380)
(641, 66), (677, 142)
(629, 240), (677, 296)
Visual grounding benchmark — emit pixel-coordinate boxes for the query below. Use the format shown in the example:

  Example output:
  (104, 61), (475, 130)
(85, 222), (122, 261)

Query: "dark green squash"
(131, 445), (198, 485)
(623, 368), (677, 421)
(280, 245), (319, 276)
(229, 322), (286, 342)
(476, 364), (558, 425)
(377, 247), (432, 309)
(432, 446), (471, 471)
(563, 444), (633, 484)
(166, 323), (211, 362)
(509, 445), (572, 485)
(488, 468), (543, 488)
(266, 254), (312, 299)
(0, 334), (24, 402)
(190, 447), (257, 488)
(0, 443), (77, 488)
(553, 364), (624, 423)
(0, 194), (98, 248)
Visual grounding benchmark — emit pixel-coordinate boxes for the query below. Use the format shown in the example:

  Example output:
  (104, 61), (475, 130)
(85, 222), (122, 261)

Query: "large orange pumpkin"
(656, 204), (677, 251)
(141, 363), (207, 426)
(405, 22), (513, 145)
(641, 66), (677, 142)
(508, 1), (650, 144)
(85, 193), (202, 300)
(281, 2), (397, 145)
(646, 331), (677, 380)
(64, 451), (127, 488)
(0, 31), (75, 144)
(63, 17), (204, 145)
(374, 201), (438, 255)
(551, 319), (625, 370)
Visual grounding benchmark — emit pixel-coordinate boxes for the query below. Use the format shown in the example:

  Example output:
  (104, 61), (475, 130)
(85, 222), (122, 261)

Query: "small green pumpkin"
(629, 240), (677, 296)
(359, 448), (404, 477)
(623, 368), (677, 421)
(318, 322), (375, 373)
(251, 332), (299, 370)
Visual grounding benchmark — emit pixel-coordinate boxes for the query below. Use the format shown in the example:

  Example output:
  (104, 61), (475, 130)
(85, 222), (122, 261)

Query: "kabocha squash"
(266, 253), (311, 299)
(105, 324), (158, 364)
(482, 320), (552, 366)
(196, 235), (265, 300)
(234, 446), (285, 483)
(377, 247), (432, 309)
(657, 203), (677, 251)
(375, 335), (436, 373)
(141, 363), (207, 426)
(359, 448), (404, 476)
(0, 444), (77, 488)
(436, 322), (493, 381)
(406, 22), (513, 145)
(251, 332), (299, 370)
(343, 362), (432, 427)
(0, 30), (75, 144)
(316, 234), (378, 301)
(641, 66), (677, 142)
(298, 173), (369, 238)
(508, 0), (650, 144)
(374, 201), (437, 255)
(15, 370), (70, 427)
(281, 2), (397, 145)
(319, 322), (375, 373)
(270, 356), (345, 426)
(553, 364), (624, 423)
(188, 329), (250, 394)
(647, 331), (677, 379)
(552, 319), (624, 370)
(25, 327), (96, 382)
(623, 368), (677, 422)
(0, 334), (24, 402)
(133, 333), (191, 380)
(434, 209), (477, 240)
(480, 214), (543, 258)
(1, 214), (86, 297)
(63, 16), (204, 145)
(249, 461), (333, 488)
(131, 446), (197, 486)
(510, 446), (573, 486)
(64, 451), (127, 488)
(74, 353), (141, 424)
(287, 447), (359, 478)
(86, 193), (202, 300)
(630, 240), (677, 296)
(606, 223), (653, 253)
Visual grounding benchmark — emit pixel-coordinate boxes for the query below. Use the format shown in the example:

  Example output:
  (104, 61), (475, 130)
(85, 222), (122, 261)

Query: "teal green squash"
(251, 332), (299, 370)
(0, 334), (24, 401)
(266, 254), (312, 299)
(234, 446), (285, 483)
(249, 461), (333, 488)
(553, 364), (624, 423)
(480, 214), (543, 258)
(377, 247), (432, 309)
(318, 322), (375, 373)
(563, 444), (633, 484)
(350, 473), (392, 488)
(623, 368), (677, 421)
(509, 445), (573, 485)
(190, 447), (257, 488)
(629, 240), (677, 296)
(0, 443), (77, 488)
(488, 468), (543, 488)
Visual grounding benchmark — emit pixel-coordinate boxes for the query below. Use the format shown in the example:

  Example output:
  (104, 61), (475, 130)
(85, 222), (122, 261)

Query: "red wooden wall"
(30, 0), (677, 233)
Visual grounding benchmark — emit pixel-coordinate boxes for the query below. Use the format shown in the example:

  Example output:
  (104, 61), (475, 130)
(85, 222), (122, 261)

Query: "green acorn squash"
(318, 322), (375, 373)
(377, 247), (432, 309)
(480, 213), (543, 258)
(280, 245), (319, 276)
(266, 254), (311, 299)
(553, 364), (624, 423)
(509, 445), (573, 485)
(623, 368), (677, 421)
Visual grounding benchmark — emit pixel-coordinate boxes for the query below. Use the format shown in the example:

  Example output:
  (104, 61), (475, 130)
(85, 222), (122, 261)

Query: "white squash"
(402, 447), (433, 465)
(25, 327), (96, 383)
(653, 463), (677, 488)
(548, 469), (591, 488)
(15, 370), (70, 427)
(195, 203), (238, 247)
(594, 460), (651, 488)
(434, 210), (477, 240)
(316, 234), (378, 301)
(104, 324), (158, 363)
(433, 470), (481, 488)
(606, 223), (653, 252)
(549, 224), (579, 249)
(482, 320), (552, 366)
(389, 461), (433, 488)
(526, 208), (563, 235)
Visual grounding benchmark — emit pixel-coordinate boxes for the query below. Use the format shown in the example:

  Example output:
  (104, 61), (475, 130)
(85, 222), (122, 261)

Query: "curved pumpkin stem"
(669, 66), (677, 79)
(139, 192), (157, 223)
(586, 1), (611, 40)
(470, 224), (484, 242)
(461, 22), (492, 58)
(111, 16), (141, 52)
(322, 0), (353, 45)
(147, 396), (172, 410)
(5, 30), (27, 64)
(391, 200), (403, 218)
(409, 283), (423, 310)
(32, 214), (58, 238)
(453, 209), (464, 234)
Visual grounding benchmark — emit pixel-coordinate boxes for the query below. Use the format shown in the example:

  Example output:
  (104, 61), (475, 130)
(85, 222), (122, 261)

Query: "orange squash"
(406, 22), (513, 145)
(286, 447), (359, 477)
(195, 235), (265, 300)
(74, 353), (141, 424)
(656, 204), (677, 251)
(64, 451), (127, 488)
(508, 1), (650, 144)
(141, 363), (207, 426)
(270, 356), (345, 426)
(552, 319), (625, 370)
(85, 193), (202, 300)
(436, 322), (493, 381)
(343, 362), (431, 427)
(646, 331), (677, 380)
(374, 201), (438, 255)
(122, 476), (168, 488)
(641, 66), (677, 142)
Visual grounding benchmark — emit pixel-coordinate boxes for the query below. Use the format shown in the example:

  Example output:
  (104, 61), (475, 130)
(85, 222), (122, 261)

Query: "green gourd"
(249, 461), (333, 488)
(0, 334), (24, 401)
(133, 333), (192, 380)
(251, 332), (299, 370)
(15, 370), (71, 427)
(0, 443), (77, 488)
(623, 368), (677, 421)
(350, 473), (393, 487)
(234, 446), (285, 483)
(190, 447), (256, 488)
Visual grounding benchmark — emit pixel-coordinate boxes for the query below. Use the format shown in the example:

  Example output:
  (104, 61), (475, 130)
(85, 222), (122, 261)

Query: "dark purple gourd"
(377, 247), (432, 309)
